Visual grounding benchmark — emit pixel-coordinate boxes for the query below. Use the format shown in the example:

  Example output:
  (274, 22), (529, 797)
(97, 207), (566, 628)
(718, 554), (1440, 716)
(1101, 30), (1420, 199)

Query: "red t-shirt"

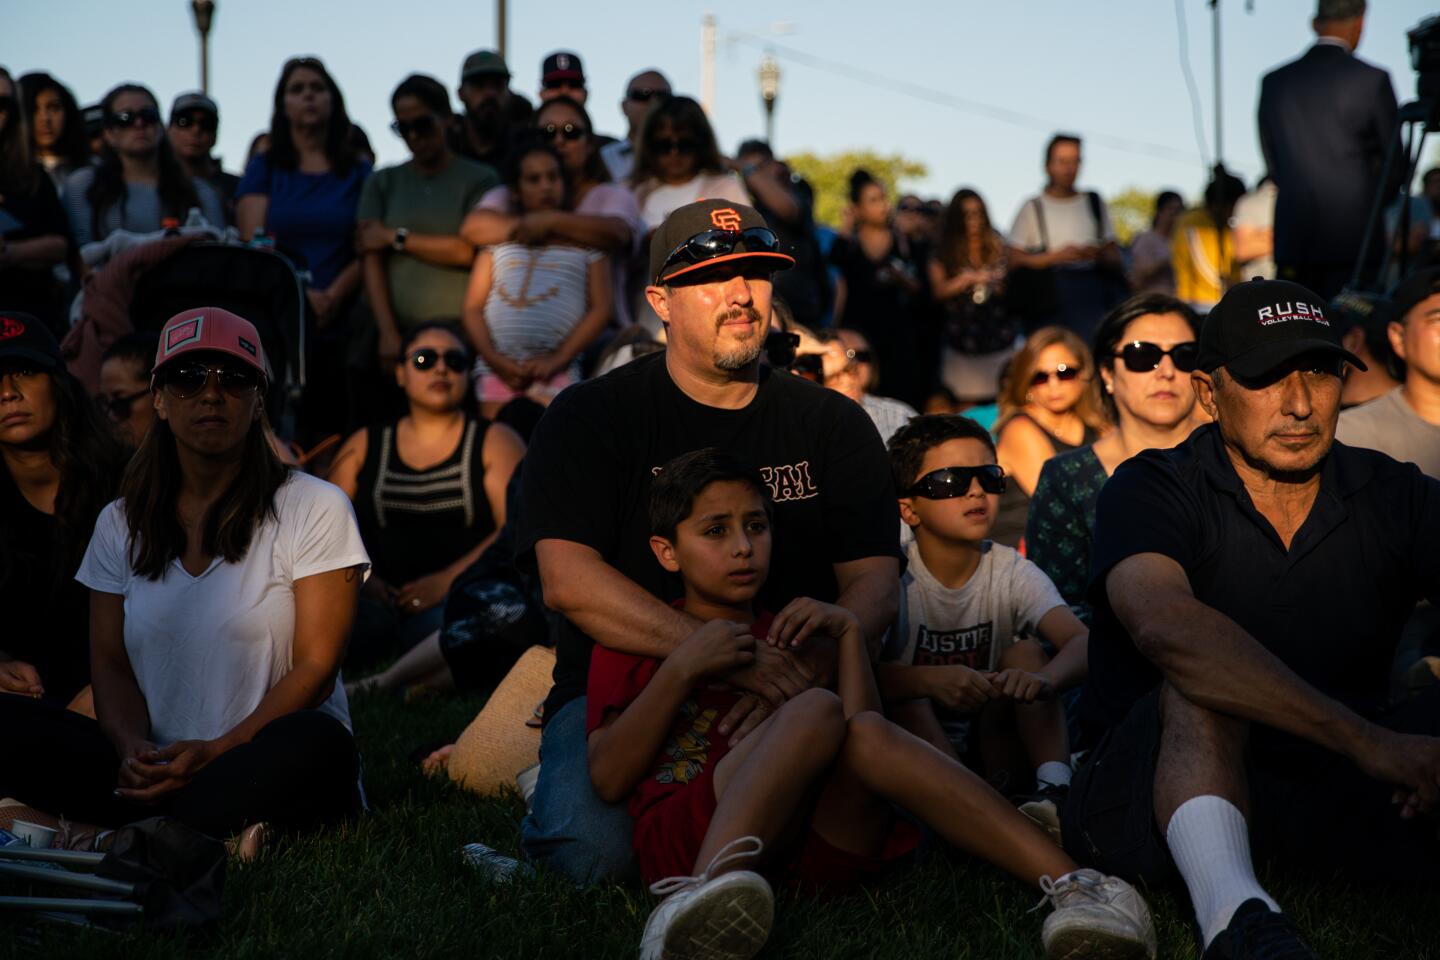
(585, 611), (773, 822)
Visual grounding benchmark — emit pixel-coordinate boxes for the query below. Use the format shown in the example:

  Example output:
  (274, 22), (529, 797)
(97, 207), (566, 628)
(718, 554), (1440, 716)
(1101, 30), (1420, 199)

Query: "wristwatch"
(391, 227), (410, 252)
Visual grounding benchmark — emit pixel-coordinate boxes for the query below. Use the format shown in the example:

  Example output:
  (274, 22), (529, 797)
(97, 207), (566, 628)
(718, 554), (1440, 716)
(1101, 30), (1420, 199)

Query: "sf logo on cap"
(710, 208), (743, 231)
(0, 316), (25, 342)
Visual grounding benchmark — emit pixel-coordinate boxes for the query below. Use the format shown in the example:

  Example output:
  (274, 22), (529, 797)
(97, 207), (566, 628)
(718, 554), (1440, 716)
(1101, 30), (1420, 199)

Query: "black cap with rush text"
(650, 199), (796, 284)
(1197, 277), (1366, 379)
(0, 311), (64, 370)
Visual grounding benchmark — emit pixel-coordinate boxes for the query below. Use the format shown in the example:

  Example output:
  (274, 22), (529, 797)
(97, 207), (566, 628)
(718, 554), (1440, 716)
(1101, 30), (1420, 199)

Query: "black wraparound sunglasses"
(1114, 341), (1200, 373)
(656, 227), (783, 282)
(906, 464), (1008, 498)
(409, 347), (469, 374)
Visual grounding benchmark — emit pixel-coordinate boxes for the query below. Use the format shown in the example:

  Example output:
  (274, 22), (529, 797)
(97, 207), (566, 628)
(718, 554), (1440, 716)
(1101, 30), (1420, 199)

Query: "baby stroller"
(127, 241), (307, 439)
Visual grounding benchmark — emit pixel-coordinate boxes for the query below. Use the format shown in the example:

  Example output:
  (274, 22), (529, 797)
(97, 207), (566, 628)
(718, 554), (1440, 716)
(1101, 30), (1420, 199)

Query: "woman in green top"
(1025, 293), (1204, 619)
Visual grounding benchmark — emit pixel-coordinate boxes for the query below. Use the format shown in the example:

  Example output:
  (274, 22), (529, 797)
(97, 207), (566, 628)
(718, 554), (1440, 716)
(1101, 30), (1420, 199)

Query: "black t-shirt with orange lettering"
(517, 351), (901, 720)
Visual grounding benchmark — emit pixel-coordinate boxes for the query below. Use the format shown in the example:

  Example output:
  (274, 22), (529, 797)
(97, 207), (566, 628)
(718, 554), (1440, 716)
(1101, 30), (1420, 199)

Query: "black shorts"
(1061, 685), (1440, 887)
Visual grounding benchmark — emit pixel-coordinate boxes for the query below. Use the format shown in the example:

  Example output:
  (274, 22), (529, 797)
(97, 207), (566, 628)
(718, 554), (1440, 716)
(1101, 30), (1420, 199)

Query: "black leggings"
(0, 695), (361, 839)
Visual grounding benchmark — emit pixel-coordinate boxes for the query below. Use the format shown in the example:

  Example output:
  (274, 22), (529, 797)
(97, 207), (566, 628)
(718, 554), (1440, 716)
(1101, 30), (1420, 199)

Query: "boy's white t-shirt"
(75, 472), (371, 746)
(882, 539), (1066, 752)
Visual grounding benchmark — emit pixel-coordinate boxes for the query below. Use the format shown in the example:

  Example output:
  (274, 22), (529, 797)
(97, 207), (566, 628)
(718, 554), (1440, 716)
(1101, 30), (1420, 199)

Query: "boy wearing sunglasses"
(880, 414), (1090, 841)
(167, 92), (239, 225)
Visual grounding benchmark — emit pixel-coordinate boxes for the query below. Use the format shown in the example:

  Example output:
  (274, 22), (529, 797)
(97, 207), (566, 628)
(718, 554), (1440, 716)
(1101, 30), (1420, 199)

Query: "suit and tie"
(1258, 40), (1401, 298)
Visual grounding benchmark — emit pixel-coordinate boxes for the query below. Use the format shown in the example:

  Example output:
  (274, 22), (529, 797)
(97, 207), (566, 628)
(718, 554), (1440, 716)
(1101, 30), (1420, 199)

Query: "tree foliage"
(1107, 186), (1160, 247)
(783, 150), (928, 228)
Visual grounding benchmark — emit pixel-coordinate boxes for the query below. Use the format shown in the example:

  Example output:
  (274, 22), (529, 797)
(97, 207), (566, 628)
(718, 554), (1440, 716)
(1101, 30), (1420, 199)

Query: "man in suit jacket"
(1258, 0), (1400, 300)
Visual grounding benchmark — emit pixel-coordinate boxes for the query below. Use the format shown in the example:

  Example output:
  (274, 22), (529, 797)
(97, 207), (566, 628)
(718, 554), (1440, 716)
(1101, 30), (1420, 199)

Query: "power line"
(726, 32), (1204, 166)
(1174, 0), (1213, 170)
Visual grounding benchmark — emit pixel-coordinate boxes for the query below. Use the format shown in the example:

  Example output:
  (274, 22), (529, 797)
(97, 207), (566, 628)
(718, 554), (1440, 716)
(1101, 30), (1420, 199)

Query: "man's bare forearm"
(832, 557), (900, 658)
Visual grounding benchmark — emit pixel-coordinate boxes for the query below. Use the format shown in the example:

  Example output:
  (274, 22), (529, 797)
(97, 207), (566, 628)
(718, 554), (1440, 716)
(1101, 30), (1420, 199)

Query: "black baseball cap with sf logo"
(649, 199), (796, 284)
(1197, 277), (1366, 380)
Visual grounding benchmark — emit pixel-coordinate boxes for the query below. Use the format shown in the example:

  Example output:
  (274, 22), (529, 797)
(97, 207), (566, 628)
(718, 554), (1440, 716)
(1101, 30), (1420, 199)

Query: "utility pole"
(759, 54), (780, 146)
(191, 0), (216, 94)
(497, 0), (508, 60)
(1211, 0), (1223, 168)
(701, 14), (716, 115)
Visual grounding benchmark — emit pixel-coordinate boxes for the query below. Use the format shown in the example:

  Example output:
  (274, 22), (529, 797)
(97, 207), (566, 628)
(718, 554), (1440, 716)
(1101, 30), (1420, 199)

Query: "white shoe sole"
(1020, 798), (1063, 845)
(1044, 926), (1154, 960)
(659, 875), (773, 960)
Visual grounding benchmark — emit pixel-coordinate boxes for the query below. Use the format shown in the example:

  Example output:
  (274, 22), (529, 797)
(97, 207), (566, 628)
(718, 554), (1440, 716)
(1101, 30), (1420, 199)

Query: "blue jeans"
(520, 696), (637, 884)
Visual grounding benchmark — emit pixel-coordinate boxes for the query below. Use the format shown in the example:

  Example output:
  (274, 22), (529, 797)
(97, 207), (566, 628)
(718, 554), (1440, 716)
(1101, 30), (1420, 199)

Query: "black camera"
(1409, 15), (1440, 103)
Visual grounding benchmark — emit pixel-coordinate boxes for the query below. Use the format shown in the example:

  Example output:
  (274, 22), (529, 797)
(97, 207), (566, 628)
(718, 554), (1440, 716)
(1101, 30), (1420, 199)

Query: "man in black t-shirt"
(1064, 279), (1440, 959)
(516, 200), (901, 883)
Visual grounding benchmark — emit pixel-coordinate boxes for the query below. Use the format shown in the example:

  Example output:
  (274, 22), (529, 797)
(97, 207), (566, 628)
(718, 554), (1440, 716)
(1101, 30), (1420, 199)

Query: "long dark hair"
(86, 84), (199, 241)
(0, 66), (33, 193)
(0, 368), (126, 594)
(938, 188), (1001, 274)
(504, 138), (569, 212)
(17, 72), (89, 172)
(265, 57), (359, 176)
(119, 398), (290, 580)
(534, 96), (610, 186)
(1091, 293), (1200, 419)
(630, 95), (724, 186)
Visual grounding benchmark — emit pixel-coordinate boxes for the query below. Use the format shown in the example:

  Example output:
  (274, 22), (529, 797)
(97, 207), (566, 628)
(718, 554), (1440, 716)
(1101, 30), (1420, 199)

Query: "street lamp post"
(759, 54), (780, 146)
(191, 0), (215, 94)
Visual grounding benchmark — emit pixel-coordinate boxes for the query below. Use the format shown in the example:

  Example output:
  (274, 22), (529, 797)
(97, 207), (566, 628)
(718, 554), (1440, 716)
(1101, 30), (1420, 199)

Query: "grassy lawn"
(3, 688), (1434, 959)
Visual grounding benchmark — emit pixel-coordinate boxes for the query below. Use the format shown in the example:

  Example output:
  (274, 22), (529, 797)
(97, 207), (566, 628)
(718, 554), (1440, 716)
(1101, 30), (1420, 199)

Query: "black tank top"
(354, 417), (497, 585)
(992, 413), (1100, 549)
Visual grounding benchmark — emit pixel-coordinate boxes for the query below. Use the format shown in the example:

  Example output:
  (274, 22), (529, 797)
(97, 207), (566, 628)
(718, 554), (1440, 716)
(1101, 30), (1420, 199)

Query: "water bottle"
(184, 206), (207, 229)
(161, 217), (181, 236)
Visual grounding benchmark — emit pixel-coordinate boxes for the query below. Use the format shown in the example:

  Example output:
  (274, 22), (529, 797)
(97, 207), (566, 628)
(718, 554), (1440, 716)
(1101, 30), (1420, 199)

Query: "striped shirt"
(474, 242), (601, 377)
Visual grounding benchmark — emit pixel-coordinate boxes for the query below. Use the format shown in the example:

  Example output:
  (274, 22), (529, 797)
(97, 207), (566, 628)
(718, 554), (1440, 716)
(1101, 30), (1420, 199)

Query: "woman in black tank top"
(329, 324), (525, 668)
(992, 327), (1110, 548)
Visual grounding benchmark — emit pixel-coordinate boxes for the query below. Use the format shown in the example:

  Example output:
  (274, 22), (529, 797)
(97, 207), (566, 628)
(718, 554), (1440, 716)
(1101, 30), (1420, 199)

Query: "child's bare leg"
(886, 699), (963, 763)
(838, 711), (1074, 886)
(694, 689), (847, 872)
(350, 630), (449, 694)
(1001, 639), (1069, 770)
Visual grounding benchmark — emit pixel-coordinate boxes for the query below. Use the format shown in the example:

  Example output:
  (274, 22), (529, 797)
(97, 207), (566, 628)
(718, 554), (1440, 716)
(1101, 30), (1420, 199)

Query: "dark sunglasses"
(1114, 341), (1200, 373)
(791, 353), (826, 382)
(541, 121), (587, 141)
(409, 347), (469, 374)
(627, 88), (666, 103)
(162, 361), (263, 399)
(0, 95), (15, 114)
(906, 464), (1007, 499)
(172, 113), (217, 133)
(106, 107), (162, 129)
(98, 389), (150, 421)
(657, 227), (783, 282)
(649, 136), (698, 156)
(1028, 365), (1082, 388)
(391, 115), (439, 139)
(838, 347), (873, 366)
(0, 361), (45, 380)
(764, 331), (799, 368)
(897, 201), (924, 214)
(542, 78), (584, 91)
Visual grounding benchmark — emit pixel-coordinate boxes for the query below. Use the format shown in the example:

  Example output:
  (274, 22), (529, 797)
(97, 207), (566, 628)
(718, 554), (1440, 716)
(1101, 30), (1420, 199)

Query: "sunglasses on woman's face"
(106, 107), (161, 129)
(409, 347), (469, 374)
(764, 331), (799, 368)
(1114, 341), (1200, 373)
(790, 353), (825, 382)
(627, 88), (665, 103)
(98, 389), (150, 421)
(172, 112), (217, 133)
(541, 121), (587, 141)
(906, 464), (1008, 499)
(1028, 364), (1082, 388)
(0, 96), (15, 116)
(650, 136), (698, 156)
(391, 115), (439, 139)
(162, 361), (263, 399)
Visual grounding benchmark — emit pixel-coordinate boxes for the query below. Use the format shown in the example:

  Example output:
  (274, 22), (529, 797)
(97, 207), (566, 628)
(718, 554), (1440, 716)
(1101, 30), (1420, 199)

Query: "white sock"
(1165, 795), (1280, 948)
(1036, 761), (1072, 788)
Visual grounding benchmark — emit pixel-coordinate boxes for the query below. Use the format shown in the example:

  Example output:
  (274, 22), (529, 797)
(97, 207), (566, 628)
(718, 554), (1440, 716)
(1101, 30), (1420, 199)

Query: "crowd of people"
(2, 1), (1439, 957)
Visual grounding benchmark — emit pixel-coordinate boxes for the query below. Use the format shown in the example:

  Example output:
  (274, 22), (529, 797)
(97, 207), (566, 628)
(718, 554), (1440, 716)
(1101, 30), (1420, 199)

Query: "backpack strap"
(1085, 191), (1106, 243)
(1030, 196), (1049, 252)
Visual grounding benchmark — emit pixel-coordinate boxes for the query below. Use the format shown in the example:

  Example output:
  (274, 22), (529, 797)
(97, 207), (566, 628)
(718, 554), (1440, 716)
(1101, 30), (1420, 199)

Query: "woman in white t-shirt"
(0, 307), (369, 843)
(628, 96), (748, 231)
(463, 142), (611, 418)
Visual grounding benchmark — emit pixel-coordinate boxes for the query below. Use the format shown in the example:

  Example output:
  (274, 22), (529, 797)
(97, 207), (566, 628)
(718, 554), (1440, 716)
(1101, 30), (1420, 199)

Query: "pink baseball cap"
(151, 307), (269, 384)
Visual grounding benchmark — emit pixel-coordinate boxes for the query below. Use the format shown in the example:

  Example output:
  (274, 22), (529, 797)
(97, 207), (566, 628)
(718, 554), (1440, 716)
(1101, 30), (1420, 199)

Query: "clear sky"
(4, 0), (1435, 225)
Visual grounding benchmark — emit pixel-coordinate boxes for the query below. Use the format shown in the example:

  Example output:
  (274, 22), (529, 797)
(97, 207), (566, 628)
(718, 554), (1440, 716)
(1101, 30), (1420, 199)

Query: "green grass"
(3, 689), (1434, 959)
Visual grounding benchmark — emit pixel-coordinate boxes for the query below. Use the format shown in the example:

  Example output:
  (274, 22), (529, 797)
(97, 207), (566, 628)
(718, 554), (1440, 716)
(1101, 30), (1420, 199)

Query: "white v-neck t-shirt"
(76, 472), (370, 746)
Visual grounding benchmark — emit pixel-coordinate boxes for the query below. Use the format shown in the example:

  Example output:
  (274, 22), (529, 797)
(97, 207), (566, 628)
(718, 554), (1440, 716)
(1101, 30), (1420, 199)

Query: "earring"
(1105, 383), (1114, 394)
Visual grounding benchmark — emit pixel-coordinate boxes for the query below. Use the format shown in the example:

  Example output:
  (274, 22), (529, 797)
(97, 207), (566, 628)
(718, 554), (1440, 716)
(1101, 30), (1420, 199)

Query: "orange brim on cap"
(656, 250), (797, 284)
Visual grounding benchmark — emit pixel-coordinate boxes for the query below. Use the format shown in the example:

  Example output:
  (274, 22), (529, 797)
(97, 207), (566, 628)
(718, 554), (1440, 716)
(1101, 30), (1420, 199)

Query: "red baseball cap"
(151, 307), (269, 385)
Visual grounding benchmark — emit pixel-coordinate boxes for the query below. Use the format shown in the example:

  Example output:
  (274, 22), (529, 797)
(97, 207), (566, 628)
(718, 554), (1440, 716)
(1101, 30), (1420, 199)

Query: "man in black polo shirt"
(1063, 279), (1440, 959)
(516, 200), (901, 883)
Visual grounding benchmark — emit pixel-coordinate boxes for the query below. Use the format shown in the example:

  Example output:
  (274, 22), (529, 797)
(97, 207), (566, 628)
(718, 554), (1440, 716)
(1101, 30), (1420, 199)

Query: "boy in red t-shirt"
(586, 448), (1157, 960)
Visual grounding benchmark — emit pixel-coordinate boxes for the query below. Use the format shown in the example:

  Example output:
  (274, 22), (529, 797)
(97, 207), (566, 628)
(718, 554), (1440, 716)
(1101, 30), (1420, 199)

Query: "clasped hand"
(115, 739), (217, 804)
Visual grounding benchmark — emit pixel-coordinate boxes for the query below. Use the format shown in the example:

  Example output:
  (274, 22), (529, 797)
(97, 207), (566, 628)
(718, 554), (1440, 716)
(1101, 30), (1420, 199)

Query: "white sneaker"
(1039, 868), (1157, 960)
(639, 837), (773, 960)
